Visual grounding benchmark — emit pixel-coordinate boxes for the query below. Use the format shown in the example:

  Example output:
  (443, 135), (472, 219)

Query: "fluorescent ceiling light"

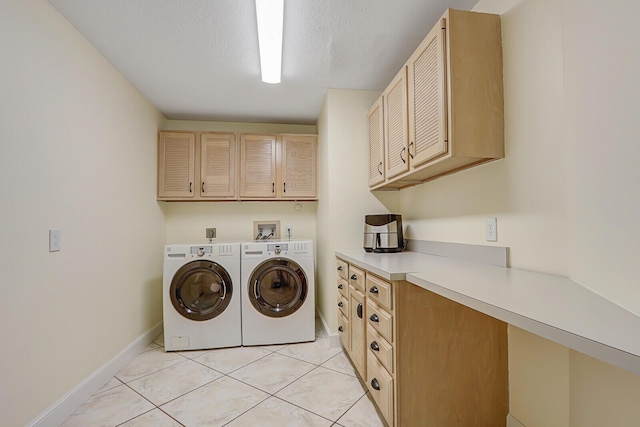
(255, 0), (284, 84)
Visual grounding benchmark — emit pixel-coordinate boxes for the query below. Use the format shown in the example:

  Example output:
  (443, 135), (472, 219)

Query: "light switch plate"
(49, 229), (61, 252)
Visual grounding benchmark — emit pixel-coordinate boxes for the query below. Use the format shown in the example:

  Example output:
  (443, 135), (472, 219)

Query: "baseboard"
(507, 414), (526, 427)
(316, 308), (341, 348)
(27, 322), (163, 427)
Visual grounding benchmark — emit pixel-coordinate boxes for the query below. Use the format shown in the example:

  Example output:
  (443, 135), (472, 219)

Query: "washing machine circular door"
(170, 260), (233, 321)
(248, 258), (308, 318)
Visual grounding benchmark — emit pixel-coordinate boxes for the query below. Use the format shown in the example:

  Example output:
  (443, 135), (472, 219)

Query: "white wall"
(396, 0), (640, 425)
(316, 89), (400, 330)
(0, 1), (166, 426)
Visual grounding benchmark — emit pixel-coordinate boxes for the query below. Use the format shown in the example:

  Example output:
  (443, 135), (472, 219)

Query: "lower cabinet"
(336, 257), (508, 427)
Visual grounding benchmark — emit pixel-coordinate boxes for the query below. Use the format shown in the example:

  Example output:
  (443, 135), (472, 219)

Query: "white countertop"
(336, 249), (640, 376)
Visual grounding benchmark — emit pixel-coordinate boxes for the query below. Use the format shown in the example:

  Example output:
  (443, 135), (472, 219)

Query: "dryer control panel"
(267, 243), (288, 255)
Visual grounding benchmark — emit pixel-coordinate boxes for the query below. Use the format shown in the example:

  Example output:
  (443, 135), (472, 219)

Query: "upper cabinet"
(368, 98), (385, 186)
(158, 131), (236, 201)
(240, 133), (318, 200)
(158, 131), (317, 201)
(369, 9), (504, 190)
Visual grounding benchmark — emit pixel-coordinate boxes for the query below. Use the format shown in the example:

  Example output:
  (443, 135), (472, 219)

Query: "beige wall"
(0, 1), (166, 425)
(396, 0), (640, 425)
(161, 119), (318, 248)
(316, 89), (400, 330)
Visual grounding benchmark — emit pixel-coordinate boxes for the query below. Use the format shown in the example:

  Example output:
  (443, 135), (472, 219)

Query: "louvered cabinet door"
(200, 133), (236, 199)
(281, 134), (317, 199)
(240, 134), (277, 198)
(368, 97), (385, 186)
(408, 19), (448, 168)
(158, 132), (195, 199)
(384, 67), (409, 180)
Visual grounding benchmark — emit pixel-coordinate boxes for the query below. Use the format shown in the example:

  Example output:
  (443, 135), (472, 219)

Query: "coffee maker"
(364, 214), (405, 253)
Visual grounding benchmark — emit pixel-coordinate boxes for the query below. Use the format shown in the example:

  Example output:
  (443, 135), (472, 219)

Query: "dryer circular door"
(248, 258), (308, 318)
(170, 260), (233, 321)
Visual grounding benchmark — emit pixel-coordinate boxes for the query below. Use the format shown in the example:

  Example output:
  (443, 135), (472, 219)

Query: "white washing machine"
(241, 240), (315, 346)
(163, 243), (242, 351)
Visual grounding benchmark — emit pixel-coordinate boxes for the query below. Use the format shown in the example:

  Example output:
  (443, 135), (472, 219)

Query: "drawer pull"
(371, 378), (381, 391)
(370, 313), (379, 323)
(338, 326), (344, 332)
(338, 284), (343, 289)
(370, 286), (379, 294)
(370, 341), (380, 351)
(337, 266), (343, 271)
(357, 303), (363, 319)
(338, 302), (344, 308)
(350, 274), (357, 280)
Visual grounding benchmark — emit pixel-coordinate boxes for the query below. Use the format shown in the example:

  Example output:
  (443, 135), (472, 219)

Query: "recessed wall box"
(253, 220), (280, 240)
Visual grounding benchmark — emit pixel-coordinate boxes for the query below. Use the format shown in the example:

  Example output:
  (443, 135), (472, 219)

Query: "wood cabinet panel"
(281, 134), (317, 199)
(158, 132), (195, 199)
(240, 134), (277, 199)
(368, 97), (385, 186)
(336, 258), (349, 281)
(384, 67), (409, 180)
(348, 265), (366, 293)
(349, 286), (367, 379)
(338, 293), (349, 318)
(338, 312), (349, 350)
(366, 274), (393, 311)
(200, 133), (236, 198)
(367, 350), (395, 426)
(367, 324), (394, 374)
(337, 277), (348, 299)
(367, 299), (393, 344)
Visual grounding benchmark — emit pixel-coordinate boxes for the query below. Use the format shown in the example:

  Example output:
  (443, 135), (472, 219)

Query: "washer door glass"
(170, 260), (233, 321)
(249, 258), (308, 318)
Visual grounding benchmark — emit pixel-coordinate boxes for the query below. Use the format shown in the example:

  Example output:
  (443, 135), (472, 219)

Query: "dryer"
(163, 243), (241, 351)
(241, 240), (315, 346)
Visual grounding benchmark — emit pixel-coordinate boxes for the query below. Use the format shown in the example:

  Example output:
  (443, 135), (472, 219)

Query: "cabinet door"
(368, 97), (385, 186)
(158, 132), (195, 199)
(349, 286), (367, 379)
(384, 66), (409, 180)
(200, 133), (236, 199)
(240, 134), (277, 198)
(407, 19), (448, 168)
(281, 134), (317, 199)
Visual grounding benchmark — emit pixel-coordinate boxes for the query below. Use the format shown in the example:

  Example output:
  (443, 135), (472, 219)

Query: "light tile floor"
(61, 319), (386, 427)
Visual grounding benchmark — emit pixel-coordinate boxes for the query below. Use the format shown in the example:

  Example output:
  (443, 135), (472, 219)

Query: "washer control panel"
(190, 246), (213, 258)
(267, 243), (288, 255)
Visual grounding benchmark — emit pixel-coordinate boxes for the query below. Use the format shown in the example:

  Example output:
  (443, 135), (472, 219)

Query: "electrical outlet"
(285, 226), (293, 239)
(49, 229), (61, 252)
(206, 228), (216, 239)
(486, 218), (497, 242)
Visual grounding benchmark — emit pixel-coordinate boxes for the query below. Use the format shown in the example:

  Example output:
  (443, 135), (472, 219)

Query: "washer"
(163, 243), (241, 351)
(241, 240), (315, 346)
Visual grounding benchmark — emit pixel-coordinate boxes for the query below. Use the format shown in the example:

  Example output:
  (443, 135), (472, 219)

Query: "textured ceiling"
(47, 0), (479, 124)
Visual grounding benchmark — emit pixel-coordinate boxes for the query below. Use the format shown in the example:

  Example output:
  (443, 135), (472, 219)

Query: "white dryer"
(241, 240), (315, 346)
(163, 243), (241, 351)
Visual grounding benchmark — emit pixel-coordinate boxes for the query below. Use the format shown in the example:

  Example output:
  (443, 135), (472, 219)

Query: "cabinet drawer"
(337, 277), (348, 298)
(367, 324), (394, 374)
(338, 293), (349, 317)
(366, 299), (393, 343)
(366, 274), (393, 311)
(338, 312), (349, 350)
(367, 350), (394, 426)
(348, 265), (366, 292)
(336, 258), (348, 281)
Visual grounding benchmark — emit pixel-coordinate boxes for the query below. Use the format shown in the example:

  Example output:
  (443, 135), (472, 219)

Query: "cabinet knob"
(369, 286), (379, 294)
(357, 303), (363, 319)
(400, 147), (406, 163)
(202, 182), (205, 193)
(337, 266), (343, 271)
(370, 313), (379, 323)
(378, 161), (383, 175)
(409, 141), (415, 159)
(189, 182), (192, 193)
(338, 326), (344, 332)
(371, 378), (381, 391)
(338, 302), (344, 308)
(272, 182), (275, 193)
(350, 274), (357, 280)
(370, 341), (380, 351)
(338, 284), (343, 289)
